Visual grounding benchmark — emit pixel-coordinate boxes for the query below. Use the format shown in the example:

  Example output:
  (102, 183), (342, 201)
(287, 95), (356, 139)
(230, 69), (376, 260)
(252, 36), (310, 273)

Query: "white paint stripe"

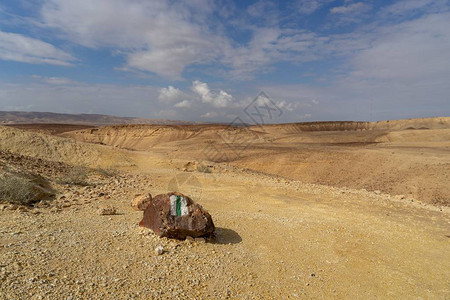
(169, 195), (189, 216)
(170, 195), (177, 216)
(181, 197), (188, 216)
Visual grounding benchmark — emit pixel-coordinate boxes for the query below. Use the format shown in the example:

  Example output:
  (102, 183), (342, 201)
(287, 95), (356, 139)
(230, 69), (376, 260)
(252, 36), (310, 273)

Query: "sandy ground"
(1, 121), (450, 299)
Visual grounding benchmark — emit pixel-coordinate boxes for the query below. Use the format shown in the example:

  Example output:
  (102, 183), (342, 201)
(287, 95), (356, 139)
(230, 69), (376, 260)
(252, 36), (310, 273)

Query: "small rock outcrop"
(131, 193), (152, 211)
(139, 192), (215, 239)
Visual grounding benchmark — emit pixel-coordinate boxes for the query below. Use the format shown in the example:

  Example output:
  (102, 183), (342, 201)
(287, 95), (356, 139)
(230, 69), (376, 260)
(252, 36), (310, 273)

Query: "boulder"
(131, 193), (152, 211)
(139, 192), (215, 239)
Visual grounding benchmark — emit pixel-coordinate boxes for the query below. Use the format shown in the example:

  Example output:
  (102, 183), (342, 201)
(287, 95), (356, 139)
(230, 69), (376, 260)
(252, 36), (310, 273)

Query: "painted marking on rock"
(170, 195), (188, 216)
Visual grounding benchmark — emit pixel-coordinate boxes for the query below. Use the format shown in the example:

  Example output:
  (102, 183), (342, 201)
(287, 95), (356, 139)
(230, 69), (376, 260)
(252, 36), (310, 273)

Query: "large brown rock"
(139, 192), (215, 239)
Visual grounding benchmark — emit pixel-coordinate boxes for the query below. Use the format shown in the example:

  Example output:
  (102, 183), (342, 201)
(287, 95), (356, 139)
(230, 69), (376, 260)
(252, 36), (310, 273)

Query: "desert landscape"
(1, 115), (449, 299)
(2, 1), (450, 298)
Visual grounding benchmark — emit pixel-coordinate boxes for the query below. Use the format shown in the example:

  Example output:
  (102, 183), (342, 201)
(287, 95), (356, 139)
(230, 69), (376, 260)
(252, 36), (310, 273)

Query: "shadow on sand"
(212, 227), (242, 245)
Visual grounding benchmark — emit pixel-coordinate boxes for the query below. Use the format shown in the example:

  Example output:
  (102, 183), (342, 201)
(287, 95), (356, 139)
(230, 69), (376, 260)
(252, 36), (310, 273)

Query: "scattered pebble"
(155, 246), (164, 255)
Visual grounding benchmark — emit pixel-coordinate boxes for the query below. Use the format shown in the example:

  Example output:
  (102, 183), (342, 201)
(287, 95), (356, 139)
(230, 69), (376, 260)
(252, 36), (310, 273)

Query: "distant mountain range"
(0, 111), (196, 125)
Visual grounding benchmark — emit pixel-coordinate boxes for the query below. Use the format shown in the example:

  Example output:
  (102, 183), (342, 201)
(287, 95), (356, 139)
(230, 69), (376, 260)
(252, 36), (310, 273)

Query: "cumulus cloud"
(0, 30), (74, 66)
(192, 80), (232, 108)
(158, 86), (183, 103)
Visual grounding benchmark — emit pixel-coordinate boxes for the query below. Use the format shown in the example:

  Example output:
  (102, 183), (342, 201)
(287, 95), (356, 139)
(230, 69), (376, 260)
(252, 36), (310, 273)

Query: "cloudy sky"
(0, 0), (449, 123)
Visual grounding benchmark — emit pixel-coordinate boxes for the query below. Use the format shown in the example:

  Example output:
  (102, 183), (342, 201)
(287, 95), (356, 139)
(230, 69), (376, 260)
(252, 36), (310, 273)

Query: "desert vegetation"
(0, 174), (37, 205)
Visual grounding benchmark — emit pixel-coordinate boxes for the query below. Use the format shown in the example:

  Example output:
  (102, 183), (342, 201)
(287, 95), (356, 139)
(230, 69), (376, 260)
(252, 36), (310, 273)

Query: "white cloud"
(330, 2), (370, 14)
(295, 0), (335, 15)
(192, 80), (232, 108)
(31, 75), (79, 85)
(36, 0), (362, 80)
(0, 30), (74, 66)
(379, 0), (449, 19)
(200, 112), (219, 118)
(174, 100), (192, 108)
(256, 11), (450, 121)
(40, 0), (222, 79)
(158, 86), (183, 103)
(247, 0), (279, 26)
(351, 13), (450, 83)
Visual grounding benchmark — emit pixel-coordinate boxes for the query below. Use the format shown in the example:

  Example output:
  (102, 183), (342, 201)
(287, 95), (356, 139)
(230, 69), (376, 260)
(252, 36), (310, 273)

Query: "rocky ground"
(1, 146), (449, 299)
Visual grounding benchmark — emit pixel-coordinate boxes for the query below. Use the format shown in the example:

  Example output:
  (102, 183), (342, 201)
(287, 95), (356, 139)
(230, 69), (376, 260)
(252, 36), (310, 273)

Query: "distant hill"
(0, 111), (195, 125)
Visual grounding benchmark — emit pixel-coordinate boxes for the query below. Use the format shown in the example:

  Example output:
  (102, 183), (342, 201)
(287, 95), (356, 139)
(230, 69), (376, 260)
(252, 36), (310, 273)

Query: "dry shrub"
(0, 175), (36, 205)
(57, 166), (89, 186)
(197, 164), (212, 173)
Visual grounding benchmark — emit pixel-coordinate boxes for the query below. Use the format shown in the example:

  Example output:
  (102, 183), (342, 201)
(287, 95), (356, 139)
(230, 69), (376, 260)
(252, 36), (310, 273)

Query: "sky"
(0, 0), (449, 123)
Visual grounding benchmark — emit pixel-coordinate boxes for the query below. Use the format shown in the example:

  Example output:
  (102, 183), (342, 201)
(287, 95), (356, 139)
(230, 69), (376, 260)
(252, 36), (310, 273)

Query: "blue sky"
(0, 0), (449, 123)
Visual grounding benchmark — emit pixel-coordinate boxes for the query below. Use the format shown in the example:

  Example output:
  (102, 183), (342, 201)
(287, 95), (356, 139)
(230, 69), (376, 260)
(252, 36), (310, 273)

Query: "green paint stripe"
(176, 195), (182, 217)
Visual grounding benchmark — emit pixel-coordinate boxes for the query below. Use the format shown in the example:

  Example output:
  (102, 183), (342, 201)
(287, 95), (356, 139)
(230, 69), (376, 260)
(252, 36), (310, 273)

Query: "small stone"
(17, 206), (28, 212)
(155, 246), (164, 255)
(98, 206), (117, 215)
